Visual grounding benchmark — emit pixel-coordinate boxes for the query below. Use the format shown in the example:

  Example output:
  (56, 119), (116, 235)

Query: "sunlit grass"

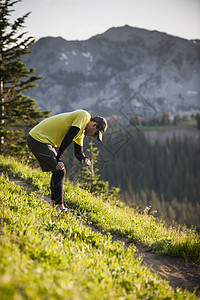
(0, 154), (199, 265)
(140, 119), (197, 131)
(0, 175), (197, 299)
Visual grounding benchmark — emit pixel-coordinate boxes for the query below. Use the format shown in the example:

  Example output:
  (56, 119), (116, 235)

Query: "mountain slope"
(0, 156), (200, 297)
(0, 154), (199, 263)
(23, 25), (200, 117)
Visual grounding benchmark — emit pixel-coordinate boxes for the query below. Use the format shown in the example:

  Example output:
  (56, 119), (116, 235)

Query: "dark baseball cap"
(93, 116), (107, 142)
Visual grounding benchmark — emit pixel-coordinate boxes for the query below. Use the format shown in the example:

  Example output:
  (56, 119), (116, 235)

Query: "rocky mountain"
(23, 25), (200, 119)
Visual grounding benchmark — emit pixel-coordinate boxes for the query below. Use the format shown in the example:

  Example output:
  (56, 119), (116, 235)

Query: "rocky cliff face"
(23, 25), (200, 118)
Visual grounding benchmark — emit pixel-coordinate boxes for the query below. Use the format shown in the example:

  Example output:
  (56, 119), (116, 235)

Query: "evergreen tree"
(78, 141), (120, 201)
(161, 111), (170, 125)
(195, 112), (200, 130)
(78, 141), (101, 193)
(0, 0), (50, 156)
(173, 114), (180, 125)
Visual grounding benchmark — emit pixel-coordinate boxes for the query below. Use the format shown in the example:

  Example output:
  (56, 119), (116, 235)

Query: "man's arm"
(56, 126), (80, 162)
(74, 142), (91, 166)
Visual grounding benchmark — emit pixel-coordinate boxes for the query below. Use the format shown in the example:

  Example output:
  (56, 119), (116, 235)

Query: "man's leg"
(27, 134), (64, 207)
(27, 135), (57, 172)
(27, 134), (69, 211)
(50, 168), (66, 206)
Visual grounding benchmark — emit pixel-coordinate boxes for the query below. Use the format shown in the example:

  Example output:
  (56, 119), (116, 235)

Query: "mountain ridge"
(23, 25), (200, 119)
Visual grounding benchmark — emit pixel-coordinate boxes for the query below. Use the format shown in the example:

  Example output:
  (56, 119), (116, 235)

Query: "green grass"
(140, 120), (198, 131)
(0, 155), (199, 265)
(0, 174), (198, 299)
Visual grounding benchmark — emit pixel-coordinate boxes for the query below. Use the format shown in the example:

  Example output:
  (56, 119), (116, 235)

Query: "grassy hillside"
(0, 155), (199, 263)
(0, 155), (199, 299)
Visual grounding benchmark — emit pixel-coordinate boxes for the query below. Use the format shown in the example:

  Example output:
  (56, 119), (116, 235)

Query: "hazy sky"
(11, 0), (200, 41)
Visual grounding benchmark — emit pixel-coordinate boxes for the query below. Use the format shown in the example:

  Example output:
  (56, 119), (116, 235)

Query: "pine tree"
(78, 141), (99, 191)
(195, 112), (200, 130)
(0, 0), (50, 156)
(161, 111), (170, 125)
(173, 114), (180, 125)
(78, 141), (120, 201)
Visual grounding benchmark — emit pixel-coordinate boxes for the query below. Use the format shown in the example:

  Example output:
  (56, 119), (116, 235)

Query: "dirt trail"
(1, 172), (200, 296)
(139, 246), (200, 295)
(87, 224), (200, 296)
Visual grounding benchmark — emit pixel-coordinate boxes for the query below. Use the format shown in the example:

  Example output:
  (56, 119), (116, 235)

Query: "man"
(27, 109), (107, 212)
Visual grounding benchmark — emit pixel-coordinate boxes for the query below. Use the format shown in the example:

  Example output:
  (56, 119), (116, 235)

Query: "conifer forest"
(64, 128), (200, 228)
(101, 131), (200, 227)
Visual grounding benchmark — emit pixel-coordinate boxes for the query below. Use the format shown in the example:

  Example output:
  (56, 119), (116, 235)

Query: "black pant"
(50, 169), (66, 205)
(27, 134), (66, 205)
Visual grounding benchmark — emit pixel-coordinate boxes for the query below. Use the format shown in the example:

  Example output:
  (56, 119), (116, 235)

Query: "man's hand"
(82, 157), (91, 166)
(56, 161), (65, 170)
